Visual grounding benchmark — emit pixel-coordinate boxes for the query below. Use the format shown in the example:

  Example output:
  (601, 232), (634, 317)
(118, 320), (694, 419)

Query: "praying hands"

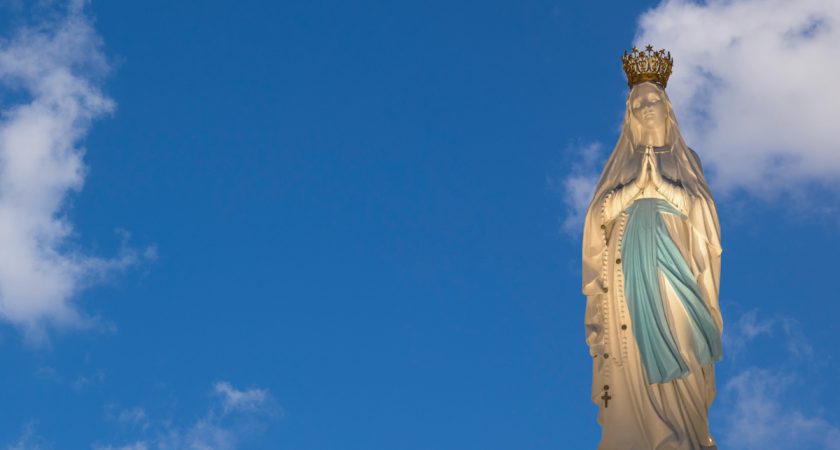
(635, 147), (665, 190)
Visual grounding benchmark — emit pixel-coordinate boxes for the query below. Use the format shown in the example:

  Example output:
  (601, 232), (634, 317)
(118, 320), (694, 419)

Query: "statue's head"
(622, 45), (675, 147)
(630, 82), (667, 134)
(626, 81), (675, 148)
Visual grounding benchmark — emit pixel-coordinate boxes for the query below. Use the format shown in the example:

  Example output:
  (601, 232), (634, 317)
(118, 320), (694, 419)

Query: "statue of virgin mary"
(581, 46), (724, 450)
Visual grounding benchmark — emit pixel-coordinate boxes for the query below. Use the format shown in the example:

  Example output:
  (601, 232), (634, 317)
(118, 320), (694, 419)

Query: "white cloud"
(97, 381), (281, 450)
(714, 309), (837, 449)
(722, 309), (813, 359)
(0, 0), (149, 341)
(552, 141), (603, 237)
(94, 444), (147, 450)
(635, 0), (840, 198)
(5, 422), (51, 450)
(107, 406), (150, 432)
(779, 317), (814, 358)
(720, 368), (840, 450)
(213, 381), (272, 415)
(721, 309), (776, 356)
(157, 419), (237, 450)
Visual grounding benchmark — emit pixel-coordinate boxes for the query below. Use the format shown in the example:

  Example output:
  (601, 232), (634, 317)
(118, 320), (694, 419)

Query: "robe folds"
(581, 149), (724, 450)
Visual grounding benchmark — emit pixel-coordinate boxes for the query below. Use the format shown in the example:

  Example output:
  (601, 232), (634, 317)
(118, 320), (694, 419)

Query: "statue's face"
(630, 83), (667, 133)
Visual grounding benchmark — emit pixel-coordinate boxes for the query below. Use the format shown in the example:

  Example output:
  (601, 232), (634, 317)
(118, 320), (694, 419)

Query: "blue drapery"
(622, 198), (723, 384)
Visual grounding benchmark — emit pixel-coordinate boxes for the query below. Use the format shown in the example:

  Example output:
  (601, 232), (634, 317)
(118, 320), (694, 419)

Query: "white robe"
(583, 177), (722, 450)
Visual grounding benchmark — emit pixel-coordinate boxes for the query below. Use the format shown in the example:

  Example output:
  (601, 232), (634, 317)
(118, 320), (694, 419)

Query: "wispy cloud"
(5, 421), (51, 450)
(94, 444), (146, 450)
(720, 368), (840, 450)
(551, 141), (604, 237)
(721, 308), (812, 359)
(715, 309), (837, 449)
(0, 0), (151, 341)
(105, 405), (150, 433)
(213, 381), (273, 416)
(96, 381), (282, 450)
(635, 0), (840, 199)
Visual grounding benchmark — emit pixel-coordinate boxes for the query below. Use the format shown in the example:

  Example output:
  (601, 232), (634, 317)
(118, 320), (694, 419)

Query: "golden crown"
(622, 45), (673, 88)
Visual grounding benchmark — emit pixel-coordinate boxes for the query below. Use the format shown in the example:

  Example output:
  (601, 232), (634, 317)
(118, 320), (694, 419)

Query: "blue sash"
(622, 198), (723, 384)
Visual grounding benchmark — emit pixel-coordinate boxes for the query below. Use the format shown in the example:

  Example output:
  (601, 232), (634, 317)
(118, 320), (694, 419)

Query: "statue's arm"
(682, 149), (724, 331)
(696, 253), (723, 332)
(655, 178), (691, 215)
(600, 182), (642, 222)
(584, 293), (603, 357)
(688, 202), (724, 333)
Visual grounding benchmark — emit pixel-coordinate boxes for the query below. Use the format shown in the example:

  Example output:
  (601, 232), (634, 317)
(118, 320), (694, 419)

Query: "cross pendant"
(601, 390), (612, 408)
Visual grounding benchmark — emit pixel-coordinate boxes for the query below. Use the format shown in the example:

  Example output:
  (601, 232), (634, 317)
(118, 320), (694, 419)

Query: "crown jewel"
(622, 45), (673, 88)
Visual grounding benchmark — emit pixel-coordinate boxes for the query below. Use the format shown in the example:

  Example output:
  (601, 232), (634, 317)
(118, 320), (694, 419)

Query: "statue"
(581, 46), (724, 450)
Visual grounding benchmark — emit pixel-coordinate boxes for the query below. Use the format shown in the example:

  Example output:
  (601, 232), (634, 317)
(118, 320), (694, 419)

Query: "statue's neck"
(640, 128), (666, 147)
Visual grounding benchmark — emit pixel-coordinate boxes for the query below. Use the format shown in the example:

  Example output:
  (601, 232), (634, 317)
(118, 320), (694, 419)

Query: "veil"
(581, 82), (724, 331)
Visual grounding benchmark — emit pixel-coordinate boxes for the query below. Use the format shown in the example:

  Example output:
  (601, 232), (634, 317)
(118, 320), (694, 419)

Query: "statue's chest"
(620, 151), (679, 183)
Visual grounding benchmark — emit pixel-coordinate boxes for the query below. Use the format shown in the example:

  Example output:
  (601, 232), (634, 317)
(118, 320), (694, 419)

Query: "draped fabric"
(622, 199), (723, 384)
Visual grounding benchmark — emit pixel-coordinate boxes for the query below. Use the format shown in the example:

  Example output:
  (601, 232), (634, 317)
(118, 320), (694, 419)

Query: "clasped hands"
(635, 147), (666, 190)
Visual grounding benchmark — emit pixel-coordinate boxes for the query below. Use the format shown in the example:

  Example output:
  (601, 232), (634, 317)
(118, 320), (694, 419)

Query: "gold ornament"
(622, 45), (673, 88)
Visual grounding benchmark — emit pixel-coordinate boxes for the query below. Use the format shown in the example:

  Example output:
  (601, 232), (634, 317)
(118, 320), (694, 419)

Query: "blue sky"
(0, 0), (839, 449)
